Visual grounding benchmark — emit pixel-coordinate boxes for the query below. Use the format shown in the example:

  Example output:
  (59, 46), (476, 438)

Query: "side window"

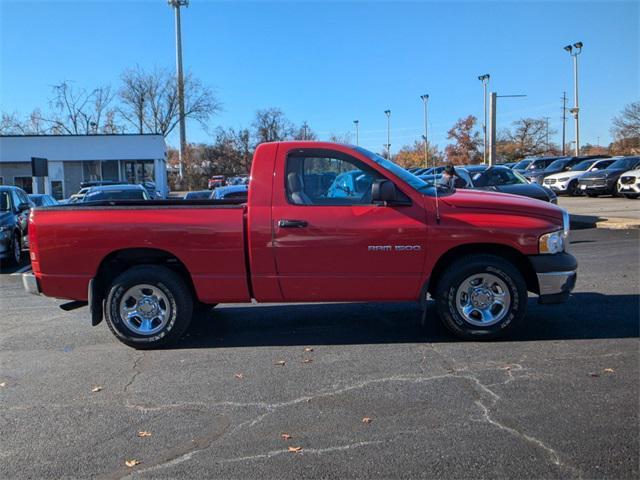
(286, 153), (383, 206)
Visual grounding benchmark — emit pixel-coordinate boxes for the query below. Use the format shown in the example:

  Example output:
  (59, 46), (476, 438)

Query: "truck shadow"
(175, 292), (639, 349)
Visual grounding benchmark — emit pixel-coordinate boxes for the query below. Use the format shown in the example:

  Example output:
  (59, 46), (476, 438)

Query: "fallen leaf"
(500, 366), (512, 371)
(234, 373), (244, 379)
(362, 417), (372, 424)
(91, 386), (103, 393)
(280, 433), (292, 440)
(603, 368), (615, 373)
(274, 360), (286, 366)
(137, 431), (152, 438)
(302, 358), (313, 364)
(288, 446), (302, 453)
(0, 382), (6, 387)
(589, 372), (600, 377)
(125, 459), (141, 467)
(304, 347), (314, 352)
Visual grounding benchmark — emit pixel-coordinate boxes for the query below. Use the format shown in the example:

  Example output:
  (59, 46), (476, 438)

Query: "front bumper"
(22, 272), (41, 295)
(618, 182), (640, 194)
(528, 253), (577, 304)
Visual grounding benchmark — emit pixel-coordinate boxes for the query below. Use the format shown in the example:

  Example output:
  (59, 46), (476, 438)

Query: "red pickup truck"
(23, 142), (577, 348)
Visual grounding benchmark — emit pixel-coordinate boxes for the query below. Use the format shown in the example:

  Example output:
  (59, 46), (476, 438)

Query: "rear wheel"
(586, 192), (598, 198)
(104, 265), (193, 349)
(435, 255), (527, 340)
(623, 193), (639, 199)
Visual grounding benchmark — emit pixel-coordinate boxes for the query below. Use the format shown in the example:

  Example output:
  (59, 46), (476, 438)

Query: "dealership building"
(0, 134), (168, 199)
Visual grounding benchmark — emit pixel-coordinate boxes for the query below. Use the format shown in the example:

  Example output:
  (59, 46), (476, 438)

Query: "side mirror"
(17, 202), (31, 211)
(371, 180), (411, 206)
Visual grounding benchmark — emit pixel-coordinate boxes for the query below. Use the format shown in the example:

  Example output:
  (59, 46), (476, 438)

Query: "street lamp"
(384, 110), (391, 159)
(168, 0), (189, 181)
(420, 95), (429, 167)
(564, 41), (583, 156)
(478, 74), (490, 164)
(353, 120), (359, 146)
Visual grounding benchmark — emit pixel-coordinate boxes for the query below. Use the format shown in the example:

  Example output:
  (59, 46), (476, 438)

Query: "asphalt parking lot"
(1, 228), (638, 479)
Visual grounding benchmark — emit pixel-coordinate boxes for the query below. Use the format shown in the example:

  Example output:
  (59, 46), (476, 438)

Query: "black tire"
(435, 254), (527, 340)
(8, 233), (22, 267)
(568, 180), (580, 196)
(104, 265), (193, 349)
(623, 193), (639, 199)
(586, 192), (598, 198)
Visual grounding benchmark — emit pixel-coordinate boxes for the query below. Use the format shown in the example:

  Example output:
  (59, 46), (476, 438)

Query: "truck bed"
(30, 201), (251, 303)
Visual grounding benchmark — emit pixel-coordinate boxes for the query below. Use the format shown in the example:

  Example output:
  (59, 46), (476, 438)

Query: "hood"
(440, 188), (562, 221)
(545, 170), (583, 180)
(496, 184), (554, 200)
(580, 168), (625, 179)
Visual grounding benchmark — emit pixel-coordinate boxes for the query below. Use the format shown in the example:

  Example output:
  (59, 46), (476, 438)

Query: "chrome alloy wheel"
(455, 273), (511, 327)
(119, 284), (171, 336)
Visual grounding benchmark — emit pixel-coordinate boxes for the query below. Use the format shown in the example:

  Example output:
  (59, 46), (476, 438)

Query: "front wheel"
(8, 234), (22, 266)
(567, 180), (580, 196)
(623, 193), (639, 199)
(435, 255), (527, 340)
(104, 265), (193, 349)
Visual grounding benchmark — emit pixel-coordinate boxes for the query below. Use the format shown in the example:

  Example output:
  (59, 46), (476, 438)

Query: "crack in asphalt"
(122, 352), (146, 394)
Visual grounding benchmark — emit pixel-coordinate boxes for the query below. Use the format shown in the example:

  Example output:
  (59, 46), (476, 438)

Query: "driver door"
(271, 147), (428, 302)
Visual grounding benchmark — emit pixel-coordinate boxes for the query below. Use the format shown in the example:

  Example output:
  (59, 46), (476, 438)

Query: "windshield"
(571, 159), (596, 171)
(609, 157), (640, 170)
(472, 168), (528, 187)
(354, 146), (446, 195)
(0, 192), (9, 211)
(513, 159), (532, 170)
(546, 159), (569, 170)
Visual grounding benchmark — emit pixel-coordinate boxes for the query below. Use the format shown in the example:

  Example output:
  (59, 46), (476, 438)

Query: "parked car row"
(408, 155), (640, 200)
(184, 184), (249, 201)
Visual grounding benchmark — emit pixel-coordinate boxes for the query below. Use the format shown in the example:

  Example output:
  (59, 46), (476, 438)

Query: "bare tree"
(0, 109), (50, 135)
(611, 101), (640, 140)
(118, 67), (221, 137)
(506, 118), (557, 158)
(327, 132), (352, 144)
(251, 108), (295, 144)
(292, 121), (318, 140)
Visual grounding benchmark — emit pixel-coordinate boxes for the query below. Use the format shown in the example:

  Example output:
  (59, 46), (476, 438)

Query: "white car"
(543, 158), (616, 196)
(617, 168), (640, 199)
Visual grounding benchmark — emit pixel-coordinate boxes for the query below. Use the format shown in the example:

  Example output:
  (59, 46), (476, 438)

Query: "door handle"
(278, 219), (308, 228)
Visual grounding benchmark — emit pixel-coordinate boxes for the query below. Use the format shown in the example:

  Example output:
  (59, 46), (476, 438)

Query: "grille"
(544, 178), (557, 185)
(620, 176), (636, 185)
(580, 178), (606, 187)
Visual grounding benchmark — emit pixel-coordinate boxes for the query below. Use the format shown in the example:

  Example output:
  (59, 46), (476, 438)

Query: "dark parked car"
(28, 194), (59, 207)
(524, 155), (609, 185)
(183, 190), (213, 200)
(0, 186), (33, 265)
(578, 156), (640, 197)
(82, 184), (150, 202)
(211, 185), (249, 200)
(466, 165), (557, 203)
(512, 158), (533, 172)
(519, 156), (567, 179)
(80, 180), (125, 189)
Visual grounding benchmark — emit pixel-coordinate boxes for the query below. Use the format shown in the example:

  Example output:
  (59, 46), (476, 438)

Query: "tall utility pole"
(488, 93), (527, 165)
(561, 91), (567, 155)
(169, 0), (189, 181)
(420, 94), (429, 167)
(564, 42), (583, 156)
(478, 74), (490, 164)
(301, 121), (309, 140)
(353, 120), (359, 146)
(384, 110), (391, 159)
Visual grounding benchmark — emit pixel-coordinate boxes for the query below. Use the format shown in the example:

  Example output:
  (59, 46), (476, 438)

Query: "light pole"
(420, 94), (429, 167)
(353, 120), (359, 146)
(384, 110), (391, 159)
(564, 42), (582, 156)
(169, 0), (189, 181)
(478, 74), (490, 164)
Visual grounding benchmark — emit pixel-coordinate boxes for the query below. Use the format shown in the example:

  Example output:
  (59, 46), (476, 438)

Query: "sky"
(1, 0), (638, 154)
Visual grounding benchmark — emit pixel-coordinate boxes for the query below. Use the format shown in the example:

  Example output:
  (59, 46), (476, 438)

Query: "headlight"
(557, 177), (570, 182)
(539, 210), (570, 254)
(539, 230), (566, 254)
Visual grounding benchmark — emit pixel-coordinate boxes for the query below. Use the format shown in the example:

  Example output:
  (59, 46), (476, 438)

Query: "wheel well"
(94, 248), (198, 301)
(426, 243), (539, 297)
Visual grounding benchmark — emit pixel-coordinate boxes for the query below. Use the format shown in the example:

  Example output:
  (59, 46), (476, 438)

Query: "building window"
(14, 176), (33, 194)
(82, 161), (101, 182)
(122, 160), (155, 184)
(102, 160), (119, 181)
(51, 180), (64, 200)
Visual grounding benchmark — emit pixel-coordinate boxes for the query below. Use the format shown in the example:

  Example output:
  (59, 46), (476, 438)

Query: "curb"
(571, 215), (640, 230)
